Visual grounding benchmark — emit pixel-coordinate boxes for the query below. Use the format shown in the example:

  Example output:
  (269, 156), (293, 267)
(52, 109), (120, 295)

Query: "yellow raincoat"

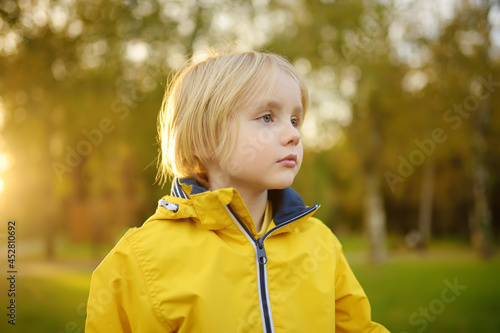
(85, 178), (389, 332)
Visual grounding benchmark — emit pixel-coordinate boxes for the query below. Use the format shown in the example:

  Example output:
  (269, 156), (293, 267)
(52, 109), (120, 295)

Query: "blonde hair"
(157, 50), (309, 188)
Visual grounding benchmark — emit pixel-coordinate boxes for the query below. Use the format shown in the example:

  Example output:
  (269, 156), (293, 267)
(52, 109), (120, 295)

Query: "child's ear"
(193, 156), (207, 175)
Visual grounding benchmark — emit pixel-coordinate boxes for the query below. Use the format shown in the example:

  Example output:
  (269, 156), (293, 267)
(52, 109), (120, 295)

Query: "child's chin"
(270, 179), (295, 190)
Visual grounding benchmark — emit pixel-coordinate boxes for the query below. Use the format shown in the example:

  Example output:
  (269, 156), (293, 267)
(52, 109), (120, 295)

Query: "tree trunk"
(469, 0), (494, 258)
(418, 160), (435, 248)
(364, 171), (388, 264)
(469, 87), (494, 257)
(470, 162), (493, 258)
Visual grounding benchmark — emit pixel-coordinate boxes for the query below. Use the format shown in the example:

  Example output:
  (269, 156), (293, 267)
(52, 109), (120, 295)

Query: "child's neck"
(208, 178), (268, 232)
(237, 188), (268, 233)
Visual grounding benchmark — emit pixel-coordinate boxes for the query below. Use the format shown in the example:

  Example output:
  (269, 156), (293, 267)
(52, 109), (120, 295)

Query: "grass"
(341, 235), (500, 332)
(352, 257), (500, 333)
(1, 239), (499, 333)
(1, 269), (90, 333)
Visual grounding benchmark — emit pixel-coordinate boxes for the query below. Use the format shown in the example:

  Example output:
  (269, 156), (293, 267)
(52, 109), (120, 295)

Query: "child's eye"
(260, 114), (273, 123)
(291, 117), (300, 128)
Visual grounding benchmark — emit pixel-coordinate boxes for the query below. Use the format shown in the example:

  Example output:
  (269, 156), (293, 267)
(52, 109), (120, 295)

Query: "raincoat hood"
(148, 178), (320, 236)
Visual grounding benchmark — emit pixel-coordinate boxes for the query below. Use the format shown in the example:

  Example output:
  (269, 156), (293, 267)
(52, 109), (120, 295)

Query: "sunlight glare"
(125, 40), (149, 63)
(0, 154), (8, 172)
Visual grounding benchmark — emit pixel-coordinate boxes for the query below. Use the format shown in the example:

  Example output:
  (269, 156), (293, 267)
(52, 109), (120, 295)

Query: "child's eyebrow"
(263, 100), (303, 117)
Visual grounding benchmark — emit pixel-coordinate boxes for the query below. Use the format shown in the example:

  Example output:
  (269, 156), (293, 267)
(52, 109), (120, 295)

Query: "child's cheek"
(297, 143), (304, 168)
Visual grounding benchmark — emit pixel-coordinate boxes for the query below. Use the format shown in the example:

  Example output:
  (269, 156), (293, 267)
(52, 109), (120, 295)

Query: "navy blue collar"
(170, 178), (205, 198)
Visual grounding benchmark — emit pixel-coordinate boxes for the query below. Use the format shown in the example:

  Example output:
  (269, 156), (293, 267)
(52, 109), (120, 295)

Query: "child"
(85, 50), (389, 332)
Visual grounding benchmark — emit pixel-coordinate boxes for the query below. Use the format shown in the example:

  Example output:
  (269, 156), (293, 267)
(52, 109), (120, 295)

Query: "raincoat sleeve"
(332, 235), (390, 333)
(85, 230), (173, 333)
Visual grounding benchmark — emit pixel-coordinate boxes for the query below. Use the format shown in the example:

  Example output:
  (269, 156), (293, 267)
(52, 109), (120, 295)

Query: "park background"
(1, 0), (500, 332)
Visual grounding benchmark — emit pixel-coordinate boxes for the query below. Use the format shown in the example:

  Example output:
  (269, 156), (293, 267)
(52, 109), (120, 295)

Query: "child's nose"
(281, 122), (301, 146)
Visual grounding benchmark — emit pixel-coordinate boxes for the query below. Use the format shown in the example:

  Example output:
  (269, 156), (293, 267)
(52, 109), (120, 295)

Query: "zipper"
(225, 204), (319, 333)
(225, 205), (274, 332)
(255, 237), (272, 333)
(256, 238), (267, 264)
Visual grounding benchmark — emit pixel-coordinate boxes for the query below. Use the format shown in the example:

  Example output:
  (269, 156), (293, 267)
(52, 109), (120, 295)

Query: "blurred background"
(0, 0), (499, 332)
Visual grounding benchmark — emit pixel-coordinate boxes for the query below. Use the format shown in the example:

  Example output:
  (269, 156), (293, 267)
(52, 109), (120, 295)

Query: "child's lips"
(277, 154), (298, 167)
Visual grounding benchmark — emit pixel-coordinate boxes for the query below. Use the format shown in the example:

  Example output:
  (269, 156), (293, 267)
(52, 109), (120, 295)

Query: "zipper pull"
(256, 238), (267, 265)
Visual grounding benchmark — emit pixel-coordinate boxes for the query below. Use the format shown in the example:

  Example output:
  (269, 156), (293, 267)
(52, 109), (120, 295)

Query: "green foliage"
(0, 0), (499, 247)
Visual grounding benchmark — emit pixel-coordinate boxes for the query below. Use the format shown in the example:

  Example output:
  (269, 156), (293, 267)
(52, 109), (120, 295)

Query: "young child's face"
(216, 69), (304, 192)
